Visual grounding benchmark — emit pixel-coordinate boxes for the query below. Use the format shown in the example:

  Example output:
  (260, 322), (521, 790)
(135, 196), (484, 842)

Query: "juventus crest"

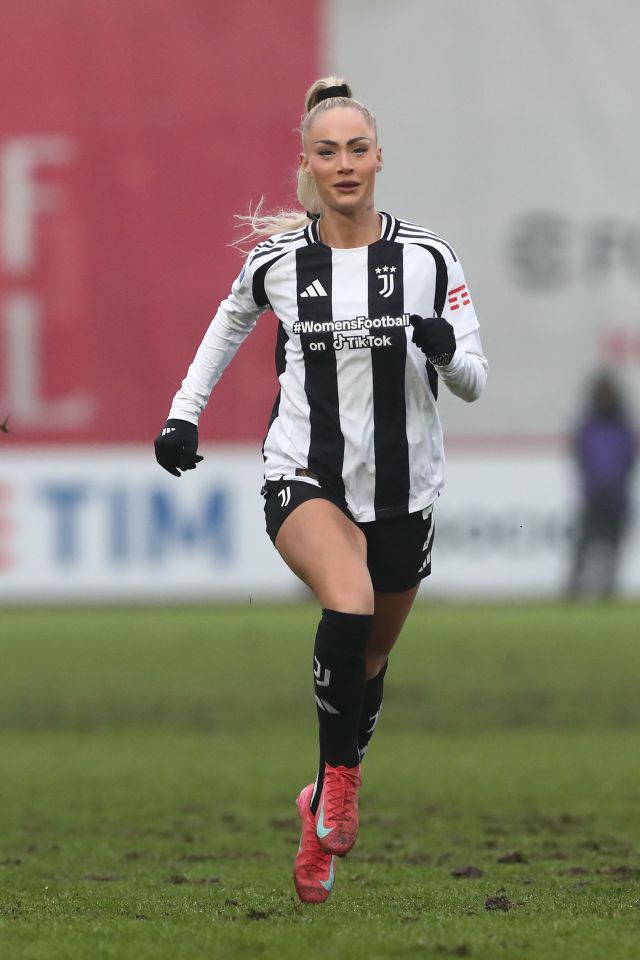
(376, 265), (396, 298)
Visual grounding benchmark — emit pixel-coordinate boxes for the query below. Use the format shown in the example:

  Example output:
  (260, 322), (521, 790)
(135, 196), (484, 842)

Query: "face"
(301, 107), (382, 215)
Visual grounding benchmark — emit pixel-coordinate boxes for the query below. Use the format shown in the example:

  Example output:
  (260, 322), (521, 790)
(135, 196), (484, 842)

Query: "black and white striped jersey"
(168, 212), (488, 522)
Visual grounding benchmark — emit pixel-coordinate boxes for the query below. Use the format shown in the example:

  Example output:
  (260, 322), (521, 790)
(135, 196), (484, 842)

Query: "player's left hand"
(410, 315), (456, 366)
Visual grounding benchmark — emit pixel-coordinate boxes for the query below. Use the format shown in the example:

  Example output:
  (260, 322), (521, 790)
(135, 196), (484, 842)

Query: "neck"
(319, 205), (381, 249)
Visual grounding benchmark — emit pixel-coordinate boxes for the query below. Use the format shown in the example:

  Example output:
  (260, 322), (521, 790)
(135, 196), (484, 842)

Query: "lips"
(335, 181), (359, 191)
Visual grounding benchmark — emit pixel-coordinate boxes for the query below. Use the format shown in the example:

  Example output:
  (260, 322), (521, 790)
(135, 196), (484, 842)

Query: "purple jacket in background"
(575, 416), (637, 505)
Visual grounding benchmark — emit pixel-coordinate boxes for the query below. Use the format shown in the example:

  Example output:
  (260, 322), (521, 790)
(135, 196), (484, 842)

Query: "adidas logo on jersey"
(300, 279), (328, 298)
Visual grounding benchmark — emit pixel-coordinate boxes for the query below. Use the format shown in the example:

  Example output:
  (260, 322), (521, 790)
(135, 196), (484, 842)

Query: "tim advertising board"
(2, 449), (638, 601)
(0, 448), (299, 601)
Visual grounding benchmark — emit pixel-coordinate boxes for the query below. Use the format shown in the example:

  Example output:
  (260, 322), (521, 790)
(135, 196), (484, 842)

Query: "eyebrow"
(312, 136), (371, 146)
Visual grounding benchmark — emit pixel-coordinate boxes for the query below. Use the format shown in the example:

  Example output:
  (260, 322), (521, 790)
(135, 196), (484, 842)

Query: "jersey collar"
(306, 212), (396, 247)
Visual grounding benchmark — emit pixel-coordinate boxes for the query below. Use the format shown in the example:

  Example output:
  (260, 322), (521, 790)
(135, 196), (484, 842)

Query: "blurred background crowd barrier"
(1, 0), (638, 602)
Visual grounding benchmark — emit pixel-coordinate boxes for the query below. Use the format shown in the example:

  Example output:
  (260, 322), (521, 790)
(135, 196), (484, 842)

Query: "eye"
(318, 149), (334, 158)
(353, 145), (368, 155)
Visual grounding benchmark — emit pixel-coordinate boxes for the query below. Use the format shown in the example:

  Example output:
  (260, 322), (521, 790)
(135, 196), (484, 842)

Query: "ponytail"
(233, 76), (377, 253)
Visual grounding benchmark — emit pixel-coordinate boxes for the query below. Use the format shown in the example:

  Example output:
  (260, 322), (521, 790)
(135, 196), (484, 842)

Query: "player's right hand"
(154, 419), (204, 477)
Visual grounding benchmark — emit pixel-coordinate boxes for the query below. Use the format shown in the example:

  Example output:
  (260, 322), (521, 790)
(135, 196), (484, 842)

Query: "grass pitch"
(1, 602), (640, 959)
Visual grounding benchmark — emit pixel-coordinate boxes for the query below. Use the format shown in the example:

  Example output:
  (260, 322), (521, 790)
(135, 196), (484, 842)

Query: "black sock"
(357, 659), (388, 761)
(310, 608), (372, 814)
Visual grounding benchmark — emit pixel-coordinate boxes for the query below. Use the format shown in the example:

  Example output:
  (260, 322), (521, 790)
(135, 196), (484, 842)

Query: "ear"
(300, 151), (312, 177)
(375, 145), (383, 173)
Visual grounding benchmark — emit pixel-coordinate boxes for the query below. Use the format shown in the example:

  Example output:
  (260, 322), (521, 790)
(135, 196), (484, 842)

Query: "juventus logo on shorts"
(278, 485), (291, 508)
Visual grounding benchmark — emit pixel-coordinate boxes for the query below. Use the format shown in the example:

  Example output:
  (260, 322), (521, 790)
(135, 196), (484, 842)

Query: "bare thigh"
(275, 498), (373, 614)
(365, 584), (421, 678)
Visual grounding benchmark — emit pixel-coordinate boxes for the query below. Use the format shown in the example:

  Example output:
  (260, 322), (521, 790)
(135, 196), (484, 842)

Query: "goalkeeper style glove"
(409, 315), (457, 366)
(154, 419), (204, 477)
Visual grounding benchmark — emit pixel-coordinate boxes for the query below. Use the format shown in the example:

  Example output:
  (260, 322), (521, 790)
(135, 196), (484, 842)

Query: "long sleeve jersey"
(169, 212), (488, 522)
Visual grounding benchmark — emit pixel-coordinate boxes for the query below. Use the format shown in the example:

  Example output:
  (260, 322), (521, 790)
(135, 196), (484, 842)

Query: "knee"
(365, 652), (388, 680)
(320, 576), (374, 617)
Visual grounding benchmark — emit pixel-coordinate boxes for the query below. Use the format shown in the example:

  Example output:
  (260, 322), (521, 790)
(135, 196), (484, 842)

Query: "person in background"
(567, 372), (637, 599)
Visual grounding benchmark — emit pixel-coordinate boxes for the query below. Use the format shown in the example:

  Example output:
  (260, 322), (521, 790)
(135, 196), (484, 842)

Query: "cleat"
(293, 784), (337, 904)
(315, 763), (361, 857)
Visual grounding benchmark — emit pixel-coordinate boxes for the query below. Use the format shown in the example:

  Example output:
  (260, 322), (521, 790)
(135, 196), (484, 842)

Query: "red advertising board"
(0, 0), (319, 443)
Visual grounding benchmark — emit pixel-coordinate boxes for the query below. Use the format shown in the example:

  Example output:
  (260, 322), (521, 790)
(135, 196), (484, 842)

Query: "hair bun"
(313, 84), (351, 105)
(306, 77), (353, 113)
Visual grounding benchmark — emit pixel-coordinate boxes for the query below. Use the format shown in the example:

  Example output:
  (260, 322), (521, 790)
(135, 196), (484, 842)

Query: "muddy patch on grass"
(521, 812), (589, 836)
(485, 893), (512, 911)
(451, 865), (484, 878)
(245, 908), (270, 920)
(579, 837), (632, 855)
(597, 864), (640, 878)
(168, 873), (221, 885)
(497, 851), (528, 864)
(401, 852), (433, 866)
(218, 812), (242, 829)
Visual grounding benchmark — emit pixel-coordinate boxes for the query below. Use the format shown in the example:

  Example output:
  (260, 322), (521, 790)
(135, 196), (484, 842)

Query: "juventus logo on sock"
(365, 707), (381, 735)
(314, 656), (338, 713)
(314, 656), (331, 688)
(315, 695), (340, 714)
(312, 609), (371, 769)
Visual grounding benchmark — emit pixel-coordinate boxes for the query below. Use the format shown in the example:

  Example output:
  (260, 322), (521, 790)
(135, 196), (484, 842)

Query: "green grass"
(1, 603), (640, 959)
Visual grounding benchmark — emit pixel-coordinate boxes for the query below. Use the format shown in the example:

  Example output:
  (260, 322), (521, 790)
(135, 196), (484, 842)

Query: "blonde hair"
(233, 76), (377, 252)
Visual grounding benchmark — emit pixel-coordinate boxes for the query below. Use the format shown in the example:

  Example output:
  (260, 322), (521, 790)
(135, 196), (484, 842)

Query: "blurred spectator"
(566, 372), (637, 599)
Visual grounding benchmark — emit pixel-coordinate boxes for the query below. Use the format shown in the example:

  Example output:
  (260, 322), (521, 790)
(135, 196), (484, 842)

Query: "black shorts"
(262, 476), (435, 593)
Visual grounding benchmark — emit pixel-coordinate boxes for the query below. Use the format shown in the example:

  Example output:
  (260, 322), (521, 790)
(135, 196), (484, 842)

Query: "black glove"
(410, 315), (456, 366)
(154, 418), (204, 477)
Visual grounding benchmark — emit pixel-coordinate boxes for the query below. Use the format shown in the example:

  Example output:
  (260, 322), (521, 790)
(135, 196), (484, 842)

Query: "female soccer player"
(155, 77), (488, 904)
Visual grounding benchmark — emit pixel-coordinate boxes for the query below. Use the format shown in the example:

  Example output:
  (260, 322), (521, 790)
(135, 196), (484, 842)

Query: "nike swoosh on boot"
(316, 801), (334, 840)
(320, 856), (336, 892)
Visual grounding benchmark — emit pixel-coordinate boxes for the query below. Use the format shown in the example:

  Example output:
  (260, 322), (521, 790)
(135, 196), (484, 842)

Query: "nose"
(337, 150), (354, 173)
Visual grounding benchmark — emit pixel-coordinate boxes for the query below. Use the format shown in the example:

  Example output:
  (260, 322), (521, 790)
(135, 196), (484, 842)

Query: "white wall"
(327, 0), (640, 440)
